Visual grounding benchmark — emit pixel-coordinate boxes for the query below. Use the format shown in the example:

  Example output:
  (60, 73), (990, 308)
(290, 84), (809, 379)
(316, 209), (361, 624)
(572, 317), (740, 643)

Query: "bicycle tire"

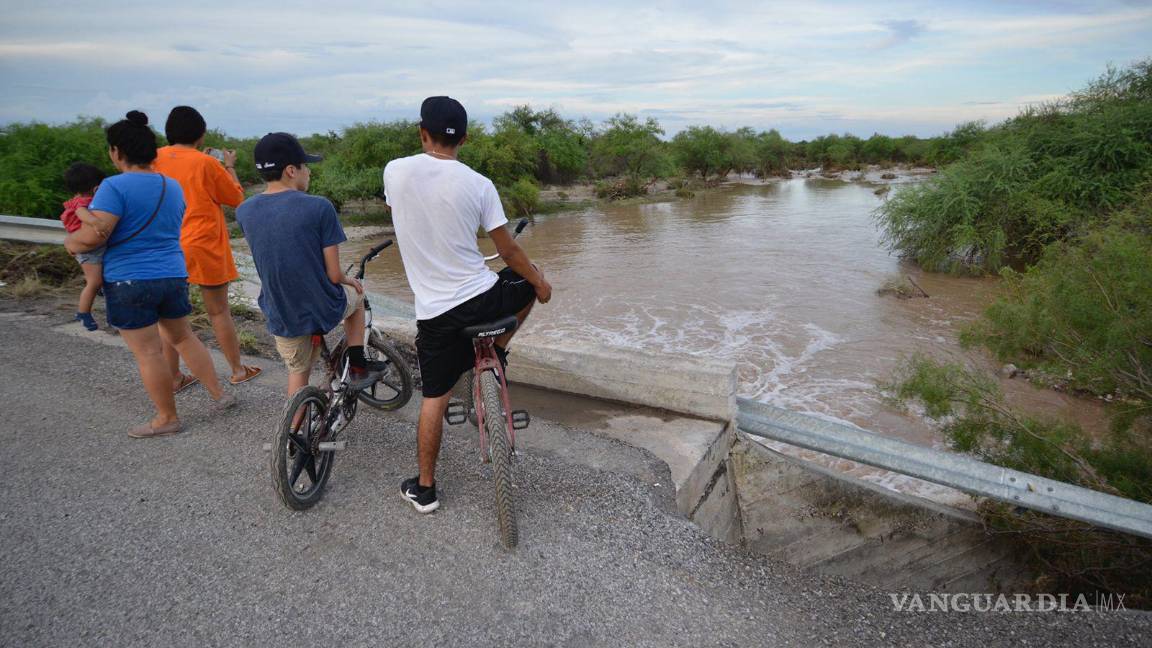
(357, 333), (414, 411)
(458, 370), (478, 427)
(271, 386), (335, 510)
(480, 370), (518, 548)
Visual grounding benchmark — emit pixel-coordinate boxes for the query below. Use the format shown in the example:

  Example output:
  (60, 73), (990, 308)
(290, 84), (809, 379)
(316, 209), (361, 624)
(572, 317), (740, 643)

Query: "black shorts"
(416, 268), (536, 397)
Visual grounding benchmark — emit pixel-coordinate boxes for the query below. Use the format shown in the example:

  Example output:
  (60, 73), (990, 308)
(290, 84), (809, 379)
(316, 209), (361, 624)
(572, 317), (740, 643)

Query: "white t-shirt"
(383, 153), (509, 320)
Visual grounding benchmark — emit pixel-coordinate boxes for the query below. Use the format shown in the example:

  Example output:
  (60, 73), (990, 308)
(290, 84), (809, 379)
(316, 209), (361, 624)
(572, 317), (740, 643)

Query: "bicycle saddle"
(460, 315), (518, 339)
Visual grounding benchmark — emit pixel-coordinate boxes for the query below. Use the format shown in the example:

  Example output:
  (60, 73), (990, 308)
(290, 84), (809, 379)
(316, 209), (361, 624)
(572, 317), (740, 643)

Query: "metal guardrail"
(0, 214), (65, 245)
(0, 215), (63, 227)
(736, 397), (1152, 540)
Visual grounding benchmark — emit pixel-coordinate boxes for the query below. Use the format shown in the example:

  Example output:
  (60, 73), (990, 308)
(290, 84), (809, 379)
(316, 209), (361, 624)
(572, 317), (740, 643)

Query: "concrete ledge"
(730, 434), (1031, 592)
(372, 314), (737, 422)
(685, 424), (743, 543)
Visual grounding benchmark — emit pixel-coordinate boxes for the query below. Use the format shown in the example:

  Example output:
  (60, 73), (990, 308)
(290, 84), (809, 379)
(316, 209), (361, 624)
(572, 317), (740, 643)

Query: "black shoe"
(347, 359), (389, 391)
(400, 475), (439, 513)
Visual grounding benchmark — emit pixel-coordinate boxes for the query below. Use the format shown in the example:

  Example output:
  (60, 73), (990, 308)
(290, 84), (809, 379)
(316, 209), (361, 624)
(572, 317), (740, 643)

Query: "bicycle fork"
(471, 342), (530, 463)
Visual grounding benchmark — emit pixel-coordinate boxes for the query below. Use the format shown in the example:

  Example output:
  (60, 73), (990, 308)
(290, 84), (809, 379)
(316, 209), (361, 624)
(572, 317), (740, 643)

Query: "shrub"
(876, 59), (1152, 274)
(888, 354), (1152, 605)
(964, 204), (1152, 427)
(0, 119), (116, 218)
(501, 177), (540, 217)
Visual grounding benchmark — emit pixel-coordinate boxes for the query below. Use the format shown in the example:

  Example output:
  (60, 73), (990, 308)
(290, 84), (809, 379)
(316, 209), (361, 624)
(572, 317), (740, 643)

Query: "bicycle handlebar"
(356, 239), (393, 280)
(484, 218), (531, 261)
(368, 239), (394, 258)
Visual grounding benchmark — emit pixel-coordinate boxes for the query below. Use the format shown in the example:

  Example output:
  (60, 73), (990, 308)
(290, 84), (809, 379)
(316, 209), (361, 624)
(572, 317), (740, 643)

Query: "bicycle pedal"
(445, 401), (467, 425)
(316, 441), (347, 451)
(511, 409), (531, 430)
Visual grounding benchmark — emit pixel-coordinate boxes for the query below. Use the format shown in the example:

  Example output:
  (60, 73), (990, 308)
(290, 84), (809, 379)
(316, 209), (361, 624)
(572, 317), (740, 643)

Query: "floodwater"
(345, 178), (1109, 502)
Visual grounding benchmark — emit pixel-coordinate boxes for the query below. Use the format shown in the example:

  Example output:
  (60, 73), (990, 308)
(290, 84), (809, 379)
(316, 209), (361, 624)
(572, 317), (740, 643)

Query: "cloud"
(0, 1), (1149, 138)
(876, 19), (926, 48)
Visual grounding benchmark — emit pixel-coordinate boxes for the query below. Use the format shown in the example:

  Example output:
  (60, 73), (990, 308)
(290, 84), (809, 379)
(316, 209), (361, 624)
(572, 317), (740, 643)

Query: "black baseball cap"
(253, 132), (323, 171)
(420, 96), (467, 138)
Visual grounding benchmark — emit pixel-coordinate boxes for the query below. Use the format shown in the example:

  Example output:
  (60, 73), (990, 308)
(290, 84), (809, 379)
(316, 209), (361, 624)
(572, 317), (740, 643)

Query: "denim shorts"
(74, 246), (106, 266)
(104, 277), (192, 330)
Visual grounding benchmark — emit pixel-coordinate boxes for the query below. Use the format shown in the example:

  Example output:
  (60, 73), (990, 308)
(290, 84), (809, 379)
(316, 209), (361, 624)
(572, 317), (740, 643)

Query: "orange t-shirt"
(154, 146), (246, 286)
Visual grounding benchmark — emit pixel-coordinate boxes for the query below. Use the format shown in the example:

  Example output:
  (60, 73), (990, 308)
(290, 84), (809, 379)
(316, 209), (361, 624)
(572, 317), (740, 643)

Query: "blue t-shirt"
(235, 191), (348, 338)
(90, 172), (187, 282)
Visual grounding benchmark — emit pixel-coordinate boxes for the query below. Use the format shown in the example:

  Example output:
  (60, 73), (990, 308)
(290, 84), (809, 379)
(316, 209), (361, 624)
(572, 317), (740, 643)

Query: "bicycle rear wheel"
(480, 370), (517, 548)
(271, 386), (336, 510)
(357, 333), (414, 411)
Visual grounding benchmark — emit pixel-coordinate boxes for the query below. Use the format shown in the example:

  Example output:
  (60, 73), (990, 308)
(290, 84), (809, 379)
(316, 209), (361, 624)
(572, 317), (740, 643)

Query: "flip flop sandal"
(173, 373), (200, 394)
(128, 421), (182, 438)
(230, 365), (263, 385)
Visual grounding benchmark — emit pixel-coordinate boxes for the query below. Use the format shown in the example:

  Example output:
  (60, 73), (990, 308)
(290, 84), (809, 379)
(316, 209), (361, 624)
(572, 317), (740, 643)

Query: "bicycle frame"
(472, 338), (517, 461)
(471, 217), (531, 459)
(310, 239), (395, 433)
(320, 238), (390, 393)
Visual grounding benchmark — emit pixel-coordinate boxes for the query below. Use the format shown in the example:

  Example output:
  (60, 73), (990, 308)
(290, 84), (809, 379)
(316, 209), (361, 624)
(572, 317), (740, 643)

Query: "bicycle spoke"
(306, 402), (320, 434)
(286, 431), (308, 454)
(304, 453), (318, 484)
(288, 448), (308, 488)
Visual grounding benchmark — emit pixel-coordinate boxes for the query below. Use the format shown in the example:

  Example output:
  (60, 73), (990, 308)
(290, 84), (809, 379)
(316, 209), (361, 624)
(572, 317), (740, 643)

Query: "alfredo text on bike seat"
(384, 96), (552, 513)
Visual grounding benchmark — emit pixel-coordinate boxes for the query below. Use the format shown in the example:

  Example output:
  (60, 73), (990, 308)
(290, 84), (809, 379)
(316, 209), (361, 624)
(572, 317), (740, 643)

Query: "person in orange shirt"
(154, 106), (262, 389)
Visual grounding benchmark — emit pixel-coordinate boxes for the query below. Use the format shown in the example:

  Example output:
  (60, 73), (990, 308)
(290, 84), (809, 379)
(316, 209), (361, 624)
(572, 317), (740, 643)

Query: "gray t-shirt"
(235, 191), (348, 337)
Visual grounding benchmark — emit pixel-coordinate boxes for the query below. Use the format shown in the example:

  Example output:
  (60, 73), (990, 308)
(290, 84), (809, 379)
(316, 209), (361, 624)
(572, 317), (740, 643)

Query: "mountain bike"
(444, 218), (532, 547)
(270, 239), (414, 510)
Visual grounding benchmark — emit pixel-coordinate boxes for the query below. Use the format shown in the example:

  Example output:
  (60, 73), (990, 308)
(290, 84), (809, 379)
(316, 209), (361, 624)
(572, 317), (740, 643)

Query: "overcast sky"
(1, 1), (1149, 140)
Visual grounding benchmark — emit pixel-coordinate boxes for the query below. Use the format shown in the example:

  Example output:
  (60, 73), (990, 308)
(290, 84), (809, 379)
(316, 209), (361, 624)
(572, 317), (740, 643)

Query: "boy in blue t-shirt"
(235, 133), (387, 395)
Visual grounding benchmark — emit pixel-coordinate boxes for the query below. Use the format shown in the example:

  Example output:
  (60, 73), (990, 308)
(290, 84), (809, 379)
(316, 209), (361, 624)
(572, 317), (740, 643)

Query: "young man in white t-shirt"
(384, 96), (552, 513)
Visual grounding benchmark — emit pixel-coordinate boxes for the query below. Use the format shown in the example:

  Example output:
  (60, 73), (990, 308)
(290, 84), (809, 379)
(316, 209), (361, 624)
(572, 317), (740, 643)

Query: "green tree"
(493, 105), (587, 184)
(752, 129), (791, 176)
(861, 134), (897, 164)
(671, 126), (728, 179)
(590, 113), (670, 186)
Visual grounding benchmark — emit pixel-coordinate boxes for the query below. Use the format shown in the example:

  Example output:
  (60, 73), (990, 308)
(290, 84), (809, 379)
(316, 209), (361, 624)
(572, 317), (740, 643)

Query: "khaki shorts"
(272, 285), (360, 374)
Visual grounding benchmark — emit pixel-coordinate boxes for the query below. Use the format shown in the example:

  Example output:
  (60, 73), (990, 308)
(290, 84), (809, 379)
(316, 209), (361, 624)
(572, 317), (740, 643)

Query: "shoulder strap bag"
(106, 174), (167, 249)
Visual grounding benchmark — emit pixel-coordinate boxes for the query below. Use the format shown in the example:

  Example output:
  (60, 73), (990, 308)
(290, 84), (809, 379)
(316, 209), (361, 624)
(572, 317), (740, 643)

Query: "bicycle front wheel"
(271, 386), (336, 510)
(480, 370), (518, 548)
(358, 333), (414, 411)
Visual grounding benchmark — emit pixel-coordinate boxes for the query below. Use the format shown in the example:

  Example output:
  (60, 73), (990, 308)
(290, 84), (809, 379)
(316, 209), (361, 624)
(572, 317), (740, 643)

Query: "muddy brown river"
(341, 178), (1107, 502)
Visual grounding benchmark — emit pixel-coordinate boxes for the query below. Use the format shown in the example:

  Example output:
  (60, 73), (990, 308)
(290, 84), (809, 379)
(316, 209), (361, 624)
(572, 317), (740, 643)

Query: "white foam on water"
(533, 297), (888, 421)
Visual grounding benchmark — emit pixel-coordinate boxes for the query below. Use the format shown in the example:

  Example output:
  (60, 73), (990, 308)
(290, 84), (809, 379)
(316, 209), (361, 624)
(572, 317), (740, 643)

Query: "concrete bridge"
(2, 215), (1150, 645)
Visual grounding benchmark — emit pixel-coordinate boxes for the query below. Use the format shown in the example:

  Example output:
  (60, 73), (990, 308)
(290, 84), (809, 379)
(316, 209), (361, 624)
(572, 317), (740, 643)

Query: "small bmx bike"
(270, 240), (414, 510)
